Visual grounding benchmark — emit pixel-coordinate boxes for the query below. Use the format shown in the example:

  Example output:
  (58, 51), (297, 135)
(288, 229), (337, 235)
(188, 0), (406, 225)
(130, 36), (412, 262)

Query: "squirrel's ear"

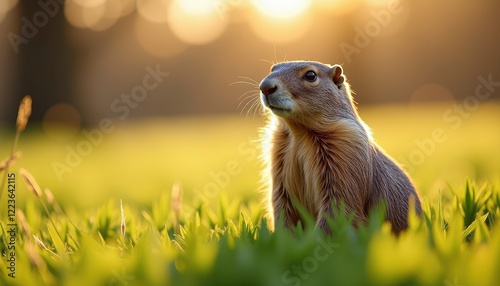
(331, 65), (344, 88)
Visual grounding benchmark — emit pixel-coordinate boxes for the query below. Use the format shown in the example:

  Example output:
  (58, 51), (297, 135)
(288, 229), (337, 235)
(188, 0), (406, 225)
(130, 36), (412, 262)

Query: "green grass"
(1, 103), (500, 285)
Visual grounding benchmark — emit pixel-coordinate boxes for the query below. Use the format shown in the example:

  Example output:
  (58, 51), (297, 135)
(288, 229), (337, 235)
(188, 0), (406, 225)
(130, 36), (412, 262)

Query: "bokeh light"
(113, 0), (136, 17)
(167, 0), (227, 45)
(251, 0), (312, 19)
(133, 14), (187, 58)
(315, 0), (362, 16)
(364, 0), (393, 7)
(248, 8), (312, 44)
(65, 0), (108, 31)
(65, 0), (135, 31)
(73, 0), (106, 7)
(65, 0), (96, 29)
(219, 1), (251, 24)
(136, 0), (169, 23)
(177, 0), (218, 15)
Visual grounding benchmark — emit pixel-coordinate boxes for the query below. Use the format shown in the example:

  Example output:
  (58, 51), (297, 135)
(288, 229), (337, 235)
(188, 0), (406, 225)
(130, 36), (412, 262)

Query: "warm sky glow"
(0, 0), (407, 49)
(1, 0), (416, 55)
(136, 0), (169, 23)
(65, 0), (94, 29)
(65, 0), (112, 31)
(65, 0), (134, 31)
(73, 0), (107, 8)
(251, 0), (312, 19)
(167, 0), (227, 45)
(249, 12), (312, 44)
(365, 0), (393, 7)
(316, 0), (361, 15)
(177, 0), (219, 15)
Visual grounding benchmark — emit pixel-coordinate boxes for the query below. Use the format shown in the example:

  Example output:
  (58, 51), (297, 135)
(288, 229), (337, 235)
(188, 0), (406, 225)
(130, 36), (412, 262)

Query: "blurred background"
(0, 0), (499, 208)
(1, 0), (499, 123)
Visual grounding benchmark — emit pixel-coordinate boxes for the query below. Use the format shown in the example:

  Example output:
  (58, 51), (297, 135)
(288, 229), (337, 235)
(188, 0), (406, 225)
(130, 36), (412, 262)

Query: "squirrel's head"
(259, 61), (357, 126)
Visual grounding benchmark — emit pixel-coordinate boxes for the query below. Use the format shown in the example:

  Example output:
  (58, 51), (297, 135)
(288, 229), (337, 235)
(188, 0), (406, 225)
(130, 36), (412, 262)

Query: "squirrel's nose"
(259, 78), (278, 97)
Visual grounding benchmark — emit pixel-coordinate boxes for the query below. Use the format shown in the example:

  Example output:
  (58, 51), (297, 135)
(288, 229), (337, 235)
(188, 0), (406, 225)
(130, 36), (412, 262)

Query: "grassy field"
(1, 103), (500, 285)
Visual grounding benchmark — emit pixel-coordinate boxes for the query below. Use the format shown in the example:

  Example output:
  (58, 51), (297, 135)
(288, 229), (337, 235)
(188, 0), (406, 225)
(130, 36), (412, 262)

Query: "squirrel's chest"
(281, 144), (320, 216)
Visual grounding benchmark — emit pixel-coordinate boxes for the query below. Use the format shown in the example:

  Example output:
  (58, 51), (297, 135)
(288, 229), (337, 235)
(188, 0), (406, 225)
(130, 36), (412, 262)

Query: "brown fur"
(259, 61), (422, 234)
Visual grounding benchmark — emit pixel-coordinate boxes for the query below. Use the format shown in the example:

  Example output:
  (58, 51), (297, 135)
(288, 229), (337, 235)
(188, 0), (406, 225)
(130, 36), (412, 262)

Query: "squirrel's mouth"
(268, 105), (291, 114)
(260, 93), (292, 116)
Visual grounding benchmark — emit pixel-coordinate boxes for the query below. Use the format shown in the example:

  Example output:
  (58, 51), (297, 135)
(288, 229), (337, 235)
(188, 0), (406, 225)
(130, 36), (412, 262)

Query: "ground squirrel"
(259, 61), (422, 234)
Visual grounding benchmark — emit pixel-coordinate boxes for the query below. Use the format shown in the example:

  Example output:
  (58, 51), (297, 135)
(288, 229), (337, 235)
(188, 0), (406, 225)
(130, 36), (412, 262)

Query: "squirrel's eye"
(304, 71), (317, 82)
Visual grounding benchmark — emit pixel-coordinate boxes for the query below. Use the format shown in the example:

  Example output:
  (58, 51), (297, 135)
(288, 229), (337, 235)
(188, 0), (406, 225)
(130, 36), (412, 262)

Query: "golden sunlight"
(136, 0), (169, 23)
(251, 0), (312, 19)
(72, 0), (106, 8)
(248, 10), (311, 44)
(65, 0), (99, 29)
(65, 0), (120, 31)
(177, 0), (219, 15)
(113, 0), (136, 18)
(167, 0), (227, 45)
(65, 0), (135, 30)
(316, 0), (362, 16)
(88, 0), (121, 31)
(365, 0), (393, 7)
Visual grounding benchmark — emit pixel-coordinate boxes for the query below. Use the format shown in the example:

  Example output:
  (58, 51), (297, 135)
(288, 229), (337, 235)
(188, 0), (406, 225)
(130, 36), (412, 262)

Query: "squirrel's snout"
(260, 78), (278, 97)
